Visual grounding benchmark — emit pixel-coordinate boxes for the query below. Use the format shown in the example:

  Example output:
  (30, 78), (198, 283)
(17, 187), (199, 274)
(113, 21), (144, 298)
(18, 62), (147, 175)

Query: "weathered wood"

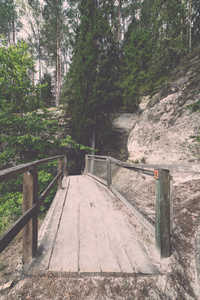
(88, 173), (107, 186)
(78, 177), (120, 275)
(24, 175), (158, 276)
(89, 156), (95, 174)
(86, 155), (154, 177)
(87, 155), (107, 162)
(57, 158), (62, 190)
(63, 156), (68, 177)
(155, 169), (171, 258)
(22, 168), (38, 263)
(38, 171), (62, 207)
(49, 177), (79, 274)
(0, 155), (66, 258)
(84, 155), (89, 175)
(0, 171), (63, 254)
(0, 203), (38, 253)
(0, 154), (66, 184)
(24, 177), (70, 274)
(32, 169), (38, 258)
(106, 158), (112, 189)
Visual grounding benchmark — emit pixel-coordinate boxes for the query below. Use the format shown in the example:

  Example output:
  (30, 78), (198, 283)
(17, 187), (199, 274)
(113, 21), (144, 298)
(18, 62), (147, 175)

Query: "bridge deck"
(24, 175), (160, 276)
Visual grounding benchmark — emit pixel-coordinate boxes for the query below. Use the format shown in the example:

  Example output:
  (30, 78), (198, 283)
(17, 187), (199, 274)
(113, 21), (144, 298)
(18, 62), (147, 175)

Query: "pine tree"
(42, 0), (68, 107)
(18, 0), (44, 84)
(192, 0), (200, 47)
(40, 73), (54, 107)
(121, 28), (152, 111)
(63, 0), (118, 149)
(0, 0), (21, 44)
(145, 0), (187, 92)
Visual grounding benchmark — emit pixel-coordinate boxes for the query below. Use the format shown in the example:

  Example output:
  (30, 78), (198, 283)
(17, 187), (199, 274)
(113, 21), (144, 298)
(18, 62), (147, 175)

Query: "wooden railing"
(85, 154), (171, 258)
(0, 155), (67, 263)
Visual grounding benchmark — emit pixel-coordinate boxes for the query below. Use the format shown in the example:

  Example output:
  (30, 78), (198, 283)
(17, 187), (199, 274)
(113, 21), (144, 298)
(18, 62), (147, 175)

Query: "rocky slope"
(127, 47), (200, 165)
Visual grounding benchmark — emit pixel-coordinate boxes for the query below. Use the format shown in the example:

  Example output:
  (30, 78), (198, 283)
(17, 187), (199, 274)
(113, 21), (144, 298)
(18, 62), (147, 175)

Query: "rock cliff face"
(109, 113), (139, 160)
(127, 47), (200, 164)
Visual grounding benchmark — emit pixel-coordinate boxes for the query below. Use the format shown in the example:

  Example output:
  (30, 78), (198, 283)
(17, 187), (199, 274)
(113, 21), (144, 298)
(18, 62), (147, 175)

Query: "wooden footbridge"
(0, 154), (171, 277)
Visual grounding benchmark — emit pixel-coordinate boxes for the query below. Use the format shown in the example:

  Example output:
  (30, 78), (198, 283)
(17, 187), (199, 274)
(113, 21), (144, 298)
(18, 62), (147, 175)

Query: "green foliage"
(0, 161), (59, 233)
(0, 192), (23, 233)
(37, 164), (57, 213)
(40, 73), (54, 107)
(62, 0), (119, 148)
(146, 0), (187, 93)
(121, 28), (152, 111)
(0, 38), (63, 166)
(120, 0), (189, 103)
(61, 136), (96, 154)
(0, 109), (60, 164)
(0, 0), (21, 44)
(0, 38), (39, 113)
(192, 0), (200, 47)
(187, 100), (200, 113)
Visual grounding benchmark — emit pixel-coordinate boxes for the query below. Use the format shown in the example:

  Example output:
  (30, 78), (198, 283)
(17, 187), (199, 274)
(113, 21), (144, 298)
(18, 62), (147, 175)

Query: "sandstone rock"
(127, 91), (200, 164)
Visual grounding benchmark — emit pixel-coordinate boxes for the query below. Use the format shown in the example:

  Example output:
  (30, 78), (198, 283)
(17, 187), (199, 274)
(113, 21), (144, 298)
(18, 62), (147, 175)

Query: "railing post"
(57, 158), (62, 190)
(106, 157), (112, 189)
(155, 169), (171, 258)
(84, 155), (89, 175)
(90, 154), (94, 174)
(63, 155), (68, 177)
(22, 167), (38, 263)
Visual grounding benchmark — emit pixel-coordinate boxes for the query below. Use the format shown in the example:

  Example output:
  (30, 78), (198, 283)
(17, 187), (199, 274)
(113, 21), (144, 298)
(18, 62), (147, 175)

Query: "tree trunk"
(12, 13), (15, 45)
(181, 0), (184, 41)
(189, 0), (192, 50)
(56, 0), (60, 108)
(90, 122), (96, 174)
(139, 0), (142, 29)
(118, 0), (121, 42)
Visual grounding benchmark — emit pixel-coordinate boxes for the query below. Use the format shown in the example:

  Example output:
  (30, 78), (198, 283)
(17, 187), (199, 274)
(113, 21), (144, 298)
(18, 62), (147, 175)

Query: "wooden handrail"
(0, 155), (66, 183)
(85, 154), (171, 258)
(86, 154), (154, 176)
(0, 155), (67, 262)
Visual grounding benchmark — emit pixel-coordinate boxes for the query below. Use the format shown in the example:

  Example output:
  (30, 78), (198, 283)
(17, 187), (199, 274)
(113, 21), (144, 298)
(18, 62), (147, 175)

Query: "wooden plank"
(32, 168), (38, 258)
(106, 158), (112, 189)
(24, 175), (159, 276)
(86, 155), (154, 176)
(93, 180), (156, 274)
(155, 169), (171, 258)
(49, 176), (79, 275)
(80, 177), (121, 275)
(38, 171), (62, 207)
(57, 158), (62, 190)
(63, 156), (68, 177)
(0, 155), (65, 183)
(84, 155), (89, 175)
(22, 168), (38, 264)
(0, 170), (62, 254)
(23, 177), (70, 274)
(78, 176), (102, 274)
(91, 189), (132, 274)
(0, 203), (38, 254)
(88, 173), (107, 186)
